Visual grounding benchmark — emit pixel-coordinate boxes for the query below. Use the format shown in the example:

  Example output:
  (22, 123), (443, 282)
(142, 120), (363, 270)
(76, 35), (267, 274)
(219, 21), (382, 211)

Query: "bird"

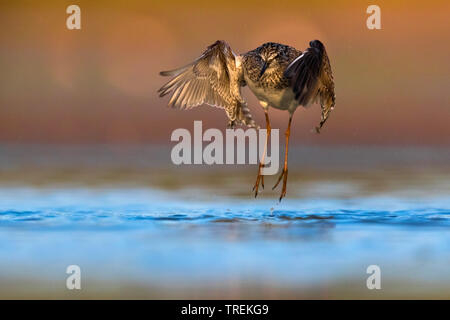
(158, 40), (335, 201)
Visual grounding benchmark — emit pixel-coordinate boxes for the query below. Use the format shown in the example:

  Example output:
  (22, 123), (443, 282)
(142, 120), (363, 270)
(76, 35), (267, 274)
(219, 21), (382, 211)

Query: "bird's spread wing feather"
(159, 40), (257, 128)
(284, 40), (336, 132)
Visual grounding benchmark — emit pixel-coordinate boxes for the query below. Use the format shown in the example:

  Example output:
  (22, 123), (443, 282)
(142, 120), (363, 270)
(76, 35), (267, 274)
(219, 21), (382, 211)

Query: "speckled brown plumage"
(242, 42), (302, 91)
(158, 40), (335, 131)
(158, 40), (257, 129)
(158, 39), (336, 201)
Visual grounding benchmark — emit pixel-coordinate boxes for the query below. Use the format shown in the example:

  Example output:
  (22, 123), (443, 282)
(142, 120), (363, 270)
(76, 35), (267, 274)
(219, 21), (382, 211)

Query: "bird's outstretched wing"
(158, 40), (257, 128)
(284, 40), (335, 133)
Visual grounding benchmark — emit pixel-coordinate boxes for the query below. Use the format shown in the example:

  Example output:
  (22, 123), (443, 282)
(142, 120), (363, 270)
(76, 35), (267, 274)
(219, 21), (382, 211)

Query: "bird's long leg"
(272, 113), (293, 201)
(253, 109), (271, 197)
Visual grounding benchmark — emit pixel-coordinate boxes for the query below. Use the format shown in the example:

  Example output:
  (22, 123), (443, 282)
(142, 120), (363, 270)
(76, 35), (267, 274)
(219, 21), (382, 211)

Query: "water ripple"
(1, 207), (449, 229)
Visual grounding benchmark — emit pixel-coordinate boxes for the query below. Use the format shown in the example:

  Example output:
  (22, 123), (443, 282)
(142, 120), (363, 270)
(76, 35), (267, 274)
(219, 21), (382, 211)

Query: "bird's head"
(258, 46), (280, 79)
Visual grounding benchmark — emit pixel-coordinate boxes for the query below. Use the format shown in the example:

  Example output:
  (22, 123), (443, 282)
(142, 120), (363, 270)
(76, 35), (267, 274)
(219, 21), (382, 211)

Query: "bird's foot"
(252, 163), (265, 198)
(272, 168), (288, 201)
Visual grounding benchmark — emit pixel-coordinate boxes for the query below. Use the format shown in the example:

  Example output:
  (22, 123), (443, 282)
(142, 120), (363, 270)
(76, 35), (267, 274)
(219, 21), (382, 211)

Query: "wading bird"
(158, 40), (335, 201)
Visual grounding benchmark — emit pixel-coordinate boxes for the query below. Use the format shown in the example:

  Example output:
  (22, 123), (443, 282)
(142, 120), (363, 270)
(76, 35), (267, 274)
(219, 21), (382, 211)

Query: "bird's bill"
(258, 61), (268, 78)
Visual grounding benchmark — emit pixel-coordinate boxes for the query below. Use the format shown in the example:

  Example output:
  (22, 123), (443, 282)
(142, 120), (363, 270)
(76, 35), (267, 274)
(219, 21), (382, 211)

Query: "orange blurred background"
(0, 0), (449, 145)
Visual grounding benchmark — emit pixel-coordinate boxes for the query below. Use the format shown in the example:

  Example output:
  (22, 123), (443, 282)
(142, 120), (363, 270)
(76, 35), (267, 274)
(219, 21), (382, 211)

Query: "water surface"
(1, 145), (449, 298)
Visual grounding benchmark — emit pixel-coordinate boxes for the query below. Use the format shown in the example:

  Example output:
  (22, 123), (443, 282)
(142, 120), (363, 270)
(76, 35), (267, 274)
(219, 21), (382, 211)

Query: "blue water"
(1, 186), (450, 297)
